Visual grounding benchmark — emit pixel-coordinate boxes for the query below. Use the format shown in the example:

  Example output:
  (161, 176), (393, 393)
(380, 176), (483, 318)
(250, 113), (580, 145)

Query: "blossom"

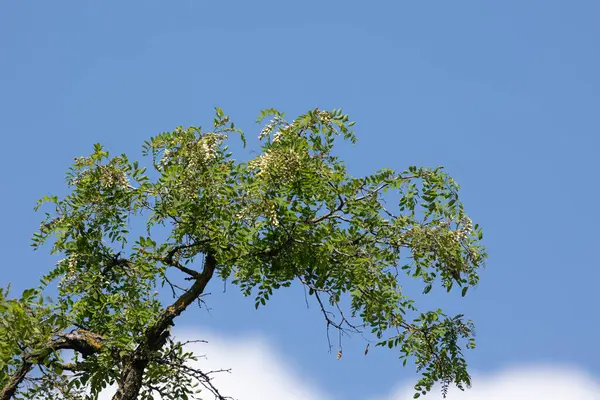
(267, 202), (279, 227)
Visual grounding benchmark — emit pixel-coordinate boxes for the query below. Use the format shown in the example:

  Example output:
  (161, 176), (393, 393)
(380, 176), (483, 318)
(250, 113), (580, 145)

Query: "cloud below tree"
(98, 329), (600, 400)
(378, 364), (600, 400)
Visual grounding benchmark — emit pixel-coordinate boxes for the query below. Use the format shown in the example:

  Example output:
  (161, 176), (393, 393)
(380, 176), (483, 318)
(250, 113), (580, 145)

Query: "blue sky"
(1, 1), (599, 399)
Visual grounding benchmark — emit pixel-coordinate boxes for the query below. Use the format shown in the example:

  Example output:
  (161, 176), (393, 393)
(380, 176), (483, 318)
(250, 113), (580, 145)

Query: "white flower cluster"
(197, 133), (225, 163)
(158, 133), (224, 172)
(258, 116), (290, 140)
(405, 216), (473, 244)
(248, 148), (303, 181)
(186, 136), (221, 171)
(316, 110), (332, 123)
(57, 255), (79, 291)
(199, 139), (217, 161)
(99, 166), (130, 189)
(266, 202), (279, 227)
(248, 151), (271, 176)
(461, 216), (473, 233)
(272, 131), (283, 143)
(157, 149), (173, 170)
(70, 165), (130, 190)
(452, 216), (473, 241)
(69, 170), (89, 186)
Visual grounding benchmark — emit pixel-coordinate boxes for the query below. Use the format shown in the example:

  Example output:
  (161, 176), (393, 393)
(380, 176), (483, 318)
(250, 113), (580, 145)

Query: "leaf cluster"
(0, 108), (486, 399)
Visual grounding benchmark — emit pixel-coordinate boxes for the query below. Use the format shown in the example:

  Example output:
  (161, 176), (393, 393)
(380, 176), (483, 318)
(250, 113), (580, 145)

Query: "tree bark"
(112, 253), (216, 400)
(0, 330), (106, 400)
(0, 361), (33, 400)
(112, 356), (149, 400)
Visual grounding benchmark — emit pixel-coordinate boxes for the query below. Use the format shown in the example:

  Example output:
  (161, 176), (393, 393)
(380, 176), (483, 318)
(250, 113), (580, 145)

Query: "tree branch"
(0, 330), (106, 400)
(112, 252), (217, 400)
(162, 244), (205, 279)
(0, 361), (32, 400)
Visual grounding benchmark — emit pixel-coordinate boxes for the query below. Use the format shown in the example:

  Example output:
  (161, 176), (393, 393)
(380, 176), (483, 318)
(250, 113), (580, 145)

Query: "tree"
(0, 108), (486, 400)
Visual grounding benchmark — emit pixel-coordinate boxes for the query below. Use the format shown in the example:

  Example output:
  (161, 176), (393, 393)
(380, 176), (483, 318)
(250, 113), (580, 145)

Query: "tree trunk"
(111, 253), (216, 400)
(112, 357), (149, 400)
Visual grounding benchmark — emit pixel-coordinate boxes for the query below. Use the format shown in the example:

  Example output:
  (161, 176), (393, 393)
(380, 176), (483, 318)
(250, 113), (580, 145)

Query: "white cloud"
(99, 330), (600, 400)
(177, 330), (331, 400)
(99, 329), (330, 400)
(378, 364), (600, 400)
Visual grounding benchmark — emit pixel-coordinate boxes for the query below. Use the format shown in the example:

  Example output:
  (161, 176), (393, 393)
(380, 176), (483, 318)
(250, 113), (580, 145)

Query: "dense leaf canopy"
(0, 108), (486, 400)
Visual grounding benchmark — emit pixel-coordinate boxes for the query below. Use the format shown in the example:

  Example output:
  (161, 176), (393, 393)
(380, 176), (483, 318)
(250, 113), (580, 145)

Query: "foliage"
(0, 108), (486, 400)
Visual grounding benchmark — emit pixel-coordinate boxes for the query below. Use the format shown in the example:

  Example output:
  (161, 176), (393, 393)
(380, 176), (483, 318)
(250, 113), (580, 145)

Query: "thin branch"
(354, 183), (388, 202)
(161, 272), (187, 298)
(163, 247), (200, 279)
(309, 198), (345, 224)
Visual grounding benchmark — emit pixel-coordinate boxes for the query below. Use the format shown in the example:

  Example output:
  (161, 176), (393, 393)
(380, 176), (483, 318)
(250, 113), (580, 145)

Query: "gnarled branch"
(0, 329), (106, 400)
